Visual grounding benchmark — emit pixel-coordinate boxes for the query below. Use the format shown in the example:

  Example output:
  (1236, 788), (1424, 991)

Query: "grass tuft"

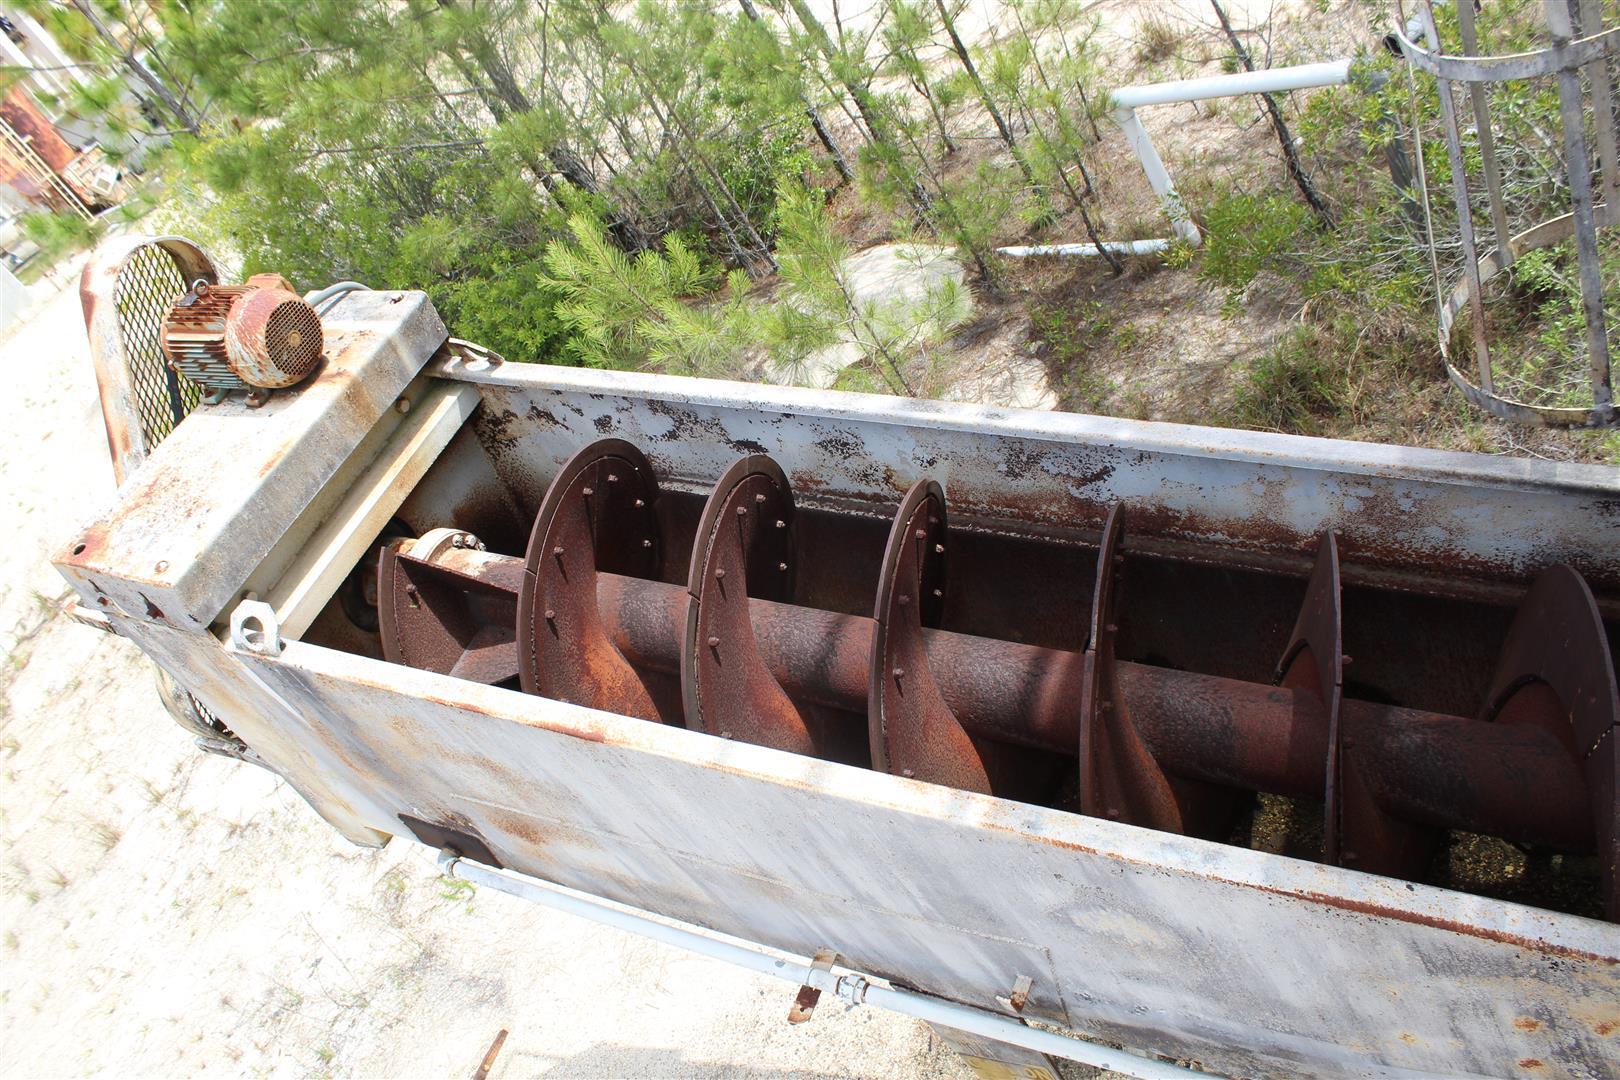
(89, 821), (123, 852)
(1134, 11), (1183, 65)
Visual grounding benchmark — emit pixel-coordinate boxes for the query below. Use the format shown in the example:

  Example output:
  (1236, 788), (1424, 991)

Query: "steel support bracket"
(788, 947), (839, 1024)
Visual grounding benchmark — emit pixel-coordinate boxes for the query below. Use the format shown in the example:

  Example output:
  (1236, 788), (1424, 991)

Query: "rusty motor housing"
(159, 272), (322, 401)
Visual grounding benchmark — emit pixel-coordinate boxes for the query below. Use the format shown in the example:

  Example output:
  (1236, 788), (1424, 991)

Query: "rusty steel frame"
(1393, 4), (1620, 427)
(59, 287), (450, 629)
(436, 356), (1620, 604)
(58, 266), (1620, 1076)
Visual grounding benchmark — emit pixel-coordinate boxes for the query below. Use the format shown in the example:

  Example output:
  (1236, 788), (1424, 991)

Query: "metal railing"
(1393, 0), (1620, 427)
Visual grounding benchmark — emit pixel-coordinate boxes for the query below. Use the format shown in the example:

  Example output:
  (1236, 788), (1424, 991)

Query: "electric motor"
(159, 272), (323, 400)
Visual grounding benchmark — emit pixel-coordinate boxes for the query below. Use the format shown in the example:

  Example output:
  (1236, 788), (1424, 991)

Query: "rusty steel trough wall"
(435, 355), (1620, 609)
(112, 609), (1620, 1080)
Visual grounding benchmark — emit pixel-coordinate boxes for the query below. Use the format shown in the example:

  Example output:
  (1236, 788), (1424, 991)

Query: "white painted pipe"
(436, 851), (1201, 1080)
(1067, 58), (1355, 256)
(1119, 107), (1202, 245)
(998, 239), (1173, 257)
(1111, 60), (1353, 110)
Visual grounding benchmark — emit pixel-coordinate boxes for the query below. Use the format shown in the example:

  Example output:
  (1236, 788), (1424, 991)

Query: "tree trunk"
(437, 0), (657, 250)
(786, 0), (889, 146)
(606, 21), (777, 275)
(1209, 0), (1331, 221)
(1003, 12), (1119, 272)
(786, 0), (930, 214)
(893, 121), (996, 287)
(69, 0), (198, 134)
(737, 0), (853, 182)
(439, 0), (603, 195)
(933, 0), (1023, 173)
(807, 105), (855, 182)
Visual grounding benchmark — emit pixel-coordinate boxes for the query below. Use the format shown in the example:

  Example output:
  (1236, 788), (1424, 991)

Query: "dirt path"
(0, 268), (981, 1079)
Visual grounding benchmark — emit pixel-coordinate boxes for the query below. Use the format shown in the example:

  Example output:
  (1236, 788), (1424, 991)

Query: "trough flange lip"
(432, 357), (1620, 497)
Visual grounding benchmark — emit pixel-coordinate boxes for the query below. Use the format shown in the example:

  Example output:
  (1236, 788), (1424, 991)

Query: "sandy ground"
(0, 265), (988, 1079)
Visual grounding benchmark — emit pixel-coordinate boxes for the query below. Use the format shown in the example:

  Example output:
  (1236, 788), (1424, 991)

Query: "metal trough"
(56, 237), (1620, 1078)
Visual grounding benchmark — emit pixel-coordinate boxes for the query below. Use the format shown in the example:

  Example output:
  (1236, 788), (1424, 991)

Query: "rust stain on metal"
(64, 312), (1620, 1078)
(1249, 884), (1620, 966)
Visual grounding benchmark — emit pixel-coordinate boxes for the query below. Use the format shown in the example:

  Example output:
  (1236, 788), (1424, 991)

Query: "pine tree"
(543, 208), (747, 372)
(882, 1), (955, 154)
(65, 0), (198, 133)
(736, 0), (852, 182)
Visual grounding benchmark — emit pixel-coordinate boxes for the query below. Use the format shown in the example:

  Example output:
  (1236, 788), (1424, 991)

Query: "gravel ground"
(0, 259), (982, 1079)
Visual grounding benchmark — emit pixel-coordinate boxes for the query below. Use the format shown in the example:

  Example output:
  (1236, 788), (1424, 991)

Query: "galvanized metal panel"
(55, 291), (448, 630)
(436, 359), (1620, 605)
(114, 612), (1620, 1079)
(108, 614), (393, 848)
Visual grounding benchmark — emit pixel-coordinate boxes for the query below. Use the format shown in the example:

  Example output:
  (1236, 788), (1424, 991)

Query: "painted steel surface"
(106, 614), (1620, 1078)
(57, 301), (1620, 1078)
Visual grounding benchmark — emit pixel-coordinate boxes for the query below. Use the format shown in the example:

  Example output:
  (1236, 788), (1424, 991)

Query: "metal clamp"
(230, 599), (284, 656)
(997, 974), (1035, 1014)
(787, 947), (839, 1024)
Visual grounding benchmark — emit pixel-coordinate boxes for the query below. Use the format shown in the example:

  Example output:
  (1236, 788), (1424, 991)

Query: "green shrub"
(1198, 192), (1311, 303)
(19, 211), (104, 265)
